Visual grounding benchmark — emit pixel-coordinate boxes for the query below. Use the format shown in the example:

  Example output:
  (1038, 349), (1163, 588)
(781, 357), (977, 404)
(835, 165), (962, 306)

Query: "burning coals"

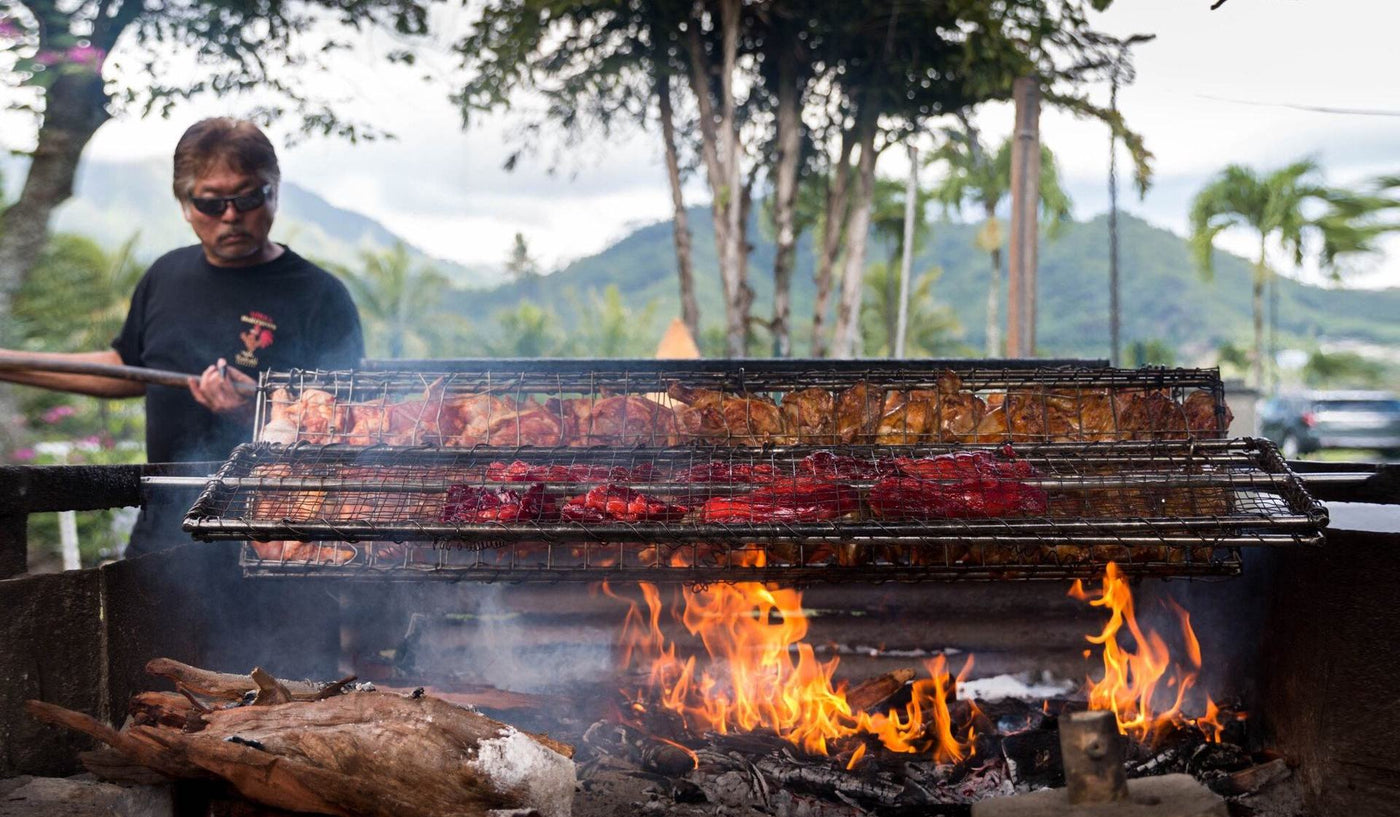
(574, 563), (1285, 815)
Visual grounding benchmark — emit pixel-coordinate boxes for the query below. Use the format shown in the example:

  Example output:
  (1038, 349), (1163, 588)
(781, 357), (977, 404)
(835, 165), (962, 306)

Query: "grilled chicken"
(779, 387), (836, 444)
(1118, 390), (1189, 440)
(667, 383), (784, 445)
(443, 394), (517, 446)
(835, 382), (885, 442)
(1183, 389), (1230, 436)
(483, 400), (566, 446)
(558, 394), (680, 446)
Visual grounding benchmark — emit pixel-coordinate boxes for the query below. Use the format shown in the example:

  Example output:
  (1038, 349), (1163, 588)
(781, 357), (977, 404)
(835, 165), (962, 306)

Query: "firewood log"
(28, 662), (576, 817)
(845, 669), (916, 713)
(145, 658), (330, 702)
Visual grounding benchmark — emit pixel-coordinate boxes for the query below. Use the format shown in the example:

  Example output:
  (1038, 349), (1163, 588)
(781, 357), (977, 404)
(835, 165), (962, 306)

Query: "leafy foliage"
(1, 0), (430, 140)
(8, 229), (146, 566)
(1189, 159), (1394, 387)
(332, 242), (469, 359)
(859, 262), (966, 358)
(12, 231), (143, 352)
(1301, 349), (1385, 389)
(570, 284), (659, 358)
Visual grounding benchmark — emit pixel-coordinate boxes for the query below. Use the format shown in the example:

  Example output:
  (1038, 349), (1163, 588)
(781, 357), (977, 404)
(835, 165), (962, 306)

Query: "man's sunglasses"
(188, 184), (272, 217)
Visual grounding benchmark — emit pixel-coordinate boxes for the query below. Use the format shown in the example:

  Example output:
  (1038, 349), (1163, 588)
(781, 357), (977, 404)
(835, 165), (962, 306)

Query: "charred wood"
(145, 659), (328, 702)
(28, 661), (576, 817)
(752, 754), (904, 805)
(581, 721), (697, 776)
(846, 669), (916, 712)
(1209, 757), (1291, 797)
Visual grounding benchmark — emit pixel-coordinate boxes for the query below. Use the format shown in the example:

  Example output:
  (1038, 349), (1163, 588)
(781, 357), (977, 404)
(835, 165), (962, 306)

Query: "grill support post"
(1060, 711), (1129, 804)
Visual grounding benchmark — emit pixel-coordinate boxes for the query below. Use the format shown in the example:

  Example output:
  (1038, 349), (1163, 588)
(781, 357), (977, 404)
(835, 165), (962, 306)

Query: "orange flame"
(612, 581), (973, 764)
(1070, 562), (1234, 743)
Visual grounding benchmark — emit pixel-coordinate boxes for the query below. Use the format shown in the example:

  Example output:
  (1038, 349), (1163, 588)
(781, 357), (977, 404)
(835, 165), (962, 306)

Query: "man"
(0, 117), (364, 556)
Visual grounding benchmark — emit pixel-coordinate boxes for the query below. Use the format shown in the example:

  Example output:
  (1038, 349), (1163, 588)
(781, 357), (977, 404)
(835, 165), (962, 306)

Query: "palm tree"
(867, 175), (932, 356)
(1189, 160), (1390, 392)
(335, 243), (468, 359)
(860, 262), (963, 358)
(926, 122), (1071, 357)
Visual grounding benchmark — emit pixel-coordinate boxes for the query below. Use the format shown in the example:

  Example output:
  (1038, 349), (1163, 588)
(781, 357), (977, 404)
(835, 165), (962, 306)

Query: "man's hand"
(189, 358), (256, 415)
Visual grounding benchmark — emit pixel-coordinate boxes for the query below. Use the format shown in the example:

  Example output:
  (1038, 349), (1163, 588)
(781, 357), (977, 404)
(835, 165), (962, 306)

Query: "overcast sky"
(3, 0), (1397, 285)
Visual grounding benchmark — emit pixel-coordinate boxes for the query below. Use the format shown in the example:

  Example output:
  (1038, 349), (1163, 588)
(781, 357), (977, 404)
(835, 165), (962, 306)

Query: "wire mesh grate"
(184, 438), (1326, 582)
(252, 364), (1233, 448)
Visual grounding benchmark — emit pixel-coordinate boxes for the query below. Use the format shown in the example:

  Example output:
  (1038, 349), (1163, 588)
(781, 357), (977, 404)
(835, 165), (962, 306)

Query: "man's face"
(182, 161), (278, 267)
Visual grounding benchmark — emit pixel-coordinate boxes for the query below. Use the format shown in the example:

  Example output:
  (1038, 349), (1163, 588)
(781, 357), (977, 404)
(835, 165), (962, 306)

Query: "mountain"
(1, 156), (497, 289)
(456, 208), (1400, 361)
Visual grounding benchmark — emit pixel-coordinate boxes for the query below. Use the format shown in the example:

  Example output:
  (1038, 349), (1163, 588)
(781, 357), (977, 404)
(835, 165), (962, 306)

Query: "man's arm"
(0, 349), (146, 398)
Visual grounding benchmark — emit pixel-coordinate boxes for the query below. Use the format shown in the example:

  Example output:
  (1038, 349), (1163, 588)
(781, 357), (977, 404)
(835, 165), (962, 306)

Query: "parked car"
(1257, 390), (1400, 459)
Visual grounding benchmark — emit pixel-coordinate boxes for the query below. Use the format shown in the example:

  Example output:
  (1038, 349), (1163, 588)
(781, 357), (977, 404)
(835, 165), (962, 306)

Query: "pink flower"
(12, 448), (35, 462)
(66, 43), (105, 68)
(32, 50), (63, 67)
(0, 18), (22, 39)
(79, 435), (101, 448)
(42, 404), (76, 424)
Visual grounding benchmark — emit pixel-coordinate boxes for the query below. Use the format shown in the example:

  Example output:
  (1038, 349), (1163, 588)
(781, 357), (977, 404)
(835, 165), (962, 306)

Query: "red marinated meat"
(441, 483), (559, 523)
(797, 451), (888, 480)
(868, 476), (1048, 519)
(487, 460), (656, 483)
(673, 461), (781, 484)
(700, 479), (860, 522)
(561, 484), (689, 523)
(884, 447), (1035, 481)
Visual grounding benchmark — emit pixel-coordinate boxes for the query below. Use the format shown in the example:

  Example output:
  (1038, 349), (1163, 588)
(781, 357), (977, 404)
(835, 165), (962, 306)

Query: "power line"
(1198, 94), (1400, 117)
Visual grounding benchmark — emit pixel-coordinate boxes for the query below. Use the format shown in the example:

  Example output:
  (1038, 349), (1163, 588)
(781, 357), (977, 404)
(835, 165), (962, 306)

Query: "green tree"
(10, 230), (146, 565)
(0, 0), (430, 325)
(926, 125), (1072, 356)
(1123, 339), (1175, 368)
(1189, 160), (1388, 392)
(569, 285), (659, 358)
(484, 301), (564, 358)
(454, 0), (1145, 359)
(505, 232), (540, 282)
(867, 175), (934, 356)
(335, 243), (468, 359)
(860, 262), (964, 358)
(1301, 349), (1384, 389)
(12, 231), (143, 353)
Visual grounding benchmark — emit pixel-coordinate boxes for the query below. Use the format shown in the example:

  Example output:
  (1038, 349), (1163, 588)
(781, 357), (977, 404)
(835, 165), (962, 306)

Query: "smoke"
(395, 584), (614, 695)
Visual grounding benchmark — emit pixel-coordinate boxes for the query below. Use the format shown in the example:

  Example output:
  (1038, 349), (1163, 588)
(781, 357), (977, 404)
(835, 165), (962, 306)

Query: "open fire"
(605, 561), (1231, 775)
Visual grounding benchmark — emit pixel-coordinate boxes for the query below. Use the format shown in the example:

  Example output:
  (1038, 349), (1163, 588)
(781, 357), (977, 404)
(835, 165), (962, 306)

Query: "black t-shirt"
(112, 245), (364, 554)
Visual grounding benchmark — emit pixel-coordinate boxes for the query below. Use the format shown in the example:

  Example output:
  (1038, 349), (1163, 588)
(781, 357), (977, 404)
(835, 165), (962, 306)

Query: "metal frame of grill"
(184, 438), (1326, 583)
(250, 360), (1232, 448)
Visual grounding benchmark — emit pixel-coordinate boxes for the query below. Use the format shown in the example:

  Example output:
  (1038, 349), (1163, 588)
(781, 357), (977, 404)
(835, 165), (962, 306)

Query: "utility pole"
(895, 143), (918, 358)
(1108, 61), (1122, 368)
(1006, 76), (1041, 358)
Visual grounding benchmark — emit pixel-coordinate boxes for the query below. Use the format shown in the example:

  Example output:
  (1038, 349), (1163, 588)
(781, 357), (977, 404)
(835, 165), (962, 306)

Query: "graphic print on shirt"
(236, 311), (277, 368)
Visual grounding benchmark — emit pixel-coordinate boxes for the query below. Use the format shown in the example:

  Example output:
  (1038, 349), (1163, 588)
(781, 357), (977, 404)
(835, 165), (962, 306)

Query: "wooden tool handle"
(0, 355), (259, 396)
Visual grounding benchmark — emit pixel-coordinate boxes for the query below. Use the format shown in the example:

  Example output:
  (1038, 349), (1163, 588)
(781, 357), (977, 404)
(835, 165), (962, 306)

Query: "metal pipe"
(0, 354), (257, 395)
